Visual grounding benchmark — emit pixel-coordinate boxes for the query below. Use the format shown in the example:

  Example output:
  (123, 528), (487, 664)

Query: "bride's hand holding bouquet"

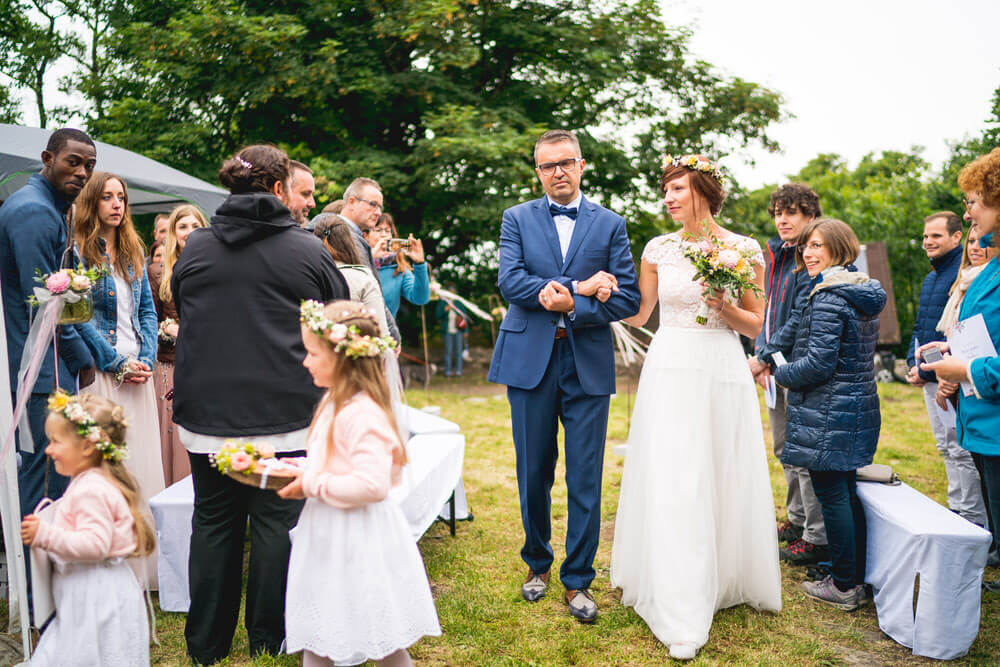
(678, 228), (763, 324)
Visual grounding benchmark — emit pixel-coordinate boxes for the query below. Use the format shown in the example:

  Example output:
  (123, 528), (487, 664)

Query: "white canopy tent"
(0, 124), (227, 216)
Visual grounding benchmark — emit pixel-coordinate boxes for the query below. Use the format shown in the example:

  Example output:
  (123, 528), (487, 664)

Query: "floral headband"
(661, 154), (726, 186)
(47, 390), (127, 463)
(300, 300), (397, 359)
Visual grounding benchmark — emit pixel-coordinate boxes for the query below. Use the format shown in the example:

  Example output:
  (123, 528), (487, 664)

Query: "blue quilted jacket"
(775, 266), (887, 471)
(906, 245), (963, 382)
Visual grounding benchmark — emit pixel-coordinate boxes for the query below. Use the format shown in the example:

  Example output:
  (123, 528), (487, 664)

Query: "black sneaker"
(780, 538), (831, 566)
(777, 521), (804, 544)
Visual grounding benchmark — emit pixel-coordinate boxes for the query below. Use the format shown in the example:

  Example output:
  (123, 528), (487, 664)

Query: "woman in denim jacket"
(73, 172), (164, 585)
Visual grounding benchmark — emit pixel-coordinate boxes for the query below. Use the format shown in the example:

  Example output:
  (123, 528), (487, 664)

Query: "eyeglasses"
(356, 197), (383, 212)
(963, 196), (979, 211)
(797, 242), (825, 253)
(536, 158), (583, 175)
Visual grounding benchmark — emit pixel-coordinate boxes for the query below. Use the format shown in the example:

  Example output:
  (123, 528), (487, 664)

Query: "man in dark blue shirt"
(0, 128), (97, 516)
(906, 212), (986, 527)
(749, 183), (829, 566)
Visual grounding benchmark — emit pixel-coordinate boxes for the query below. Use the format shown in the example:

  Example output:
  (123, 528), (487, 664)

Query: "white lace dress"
(284, 405), (441, 663)
(610, 232), (781, 652)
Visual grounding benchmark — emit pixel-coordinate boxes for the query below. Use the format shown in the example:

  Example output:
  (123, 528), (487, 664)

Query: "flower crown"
(300, 300), (397, 358)
(47, 390), (128, 463)
(661, 154), (726, 186)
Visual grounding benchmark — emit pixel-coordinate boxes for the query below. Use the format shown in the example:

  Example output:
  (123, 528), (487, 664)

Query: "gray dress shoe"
(522, 571), (549, 602)
(565, 589), (598, 623)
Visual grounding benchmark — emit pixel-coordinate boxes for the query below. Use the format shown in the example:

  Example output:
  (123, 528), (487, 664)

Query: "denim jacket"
(77, 247), (158, 373)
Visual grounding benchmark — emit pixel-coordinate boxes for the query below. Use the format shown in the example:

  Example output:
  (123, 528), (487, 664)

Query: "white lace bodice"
(642, 232), (764, 330)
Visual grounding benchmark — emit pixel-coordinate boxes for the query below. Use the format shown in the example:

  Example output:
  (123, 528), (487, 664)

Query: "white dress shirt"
(544, 192), (583, 325)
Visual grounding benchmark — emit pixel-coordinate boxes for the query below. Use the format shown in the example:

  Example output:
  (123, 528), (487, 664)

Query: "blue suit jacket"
(487, 196), (639, 395)
(0, 174), (94, 393)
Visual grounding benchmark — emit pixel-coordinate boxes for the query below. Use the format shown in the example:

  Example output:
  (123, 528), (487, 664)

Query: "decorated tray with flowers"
(211, 441), (304, 490)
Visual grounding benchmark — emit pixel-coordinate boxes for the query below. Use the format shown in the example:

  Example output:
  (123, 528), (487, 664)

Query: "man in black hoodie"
(171, 145), (348, 664)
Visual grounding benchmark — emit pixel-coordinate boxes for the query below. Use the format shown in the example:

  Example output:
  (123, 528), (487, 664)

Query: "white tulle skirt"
(30, 558), (149, 666)
(285, 497), (441, 663)
(610, 327), (781, 651)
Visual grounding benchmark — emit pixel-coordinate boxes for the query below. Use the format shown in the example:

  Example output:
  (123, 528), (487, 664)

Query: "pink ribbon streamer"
(1, 298), (64, 469)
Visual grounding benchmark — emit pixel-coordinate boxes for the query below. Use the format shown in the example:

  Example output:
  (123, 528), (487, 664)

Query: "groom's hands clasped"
(539, 271), (620, 311)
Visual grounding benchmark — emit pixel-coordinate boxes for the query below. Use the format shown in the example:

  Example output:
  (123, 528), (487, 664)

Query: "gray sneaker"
(564, 589), (598, 623)
(521, 570), (549, 602)
(802, 575), (862, 611)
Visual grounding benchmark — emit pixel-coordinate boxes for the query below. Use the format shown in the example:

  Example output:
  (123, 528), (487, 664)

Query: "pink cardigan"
(33, 467), (137, 561)
(301, 394), (405, 509)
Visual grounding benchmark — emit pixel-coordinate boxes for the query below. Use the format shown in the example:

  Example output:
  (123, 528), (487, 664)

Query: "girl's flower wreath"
(300, 300), (397, 358)
(47, 390), (128, 463)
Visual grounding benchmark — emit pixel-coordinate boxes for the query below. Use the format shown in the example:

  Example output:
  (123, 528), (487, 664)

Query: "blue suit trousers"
(507, 338), (609, 591)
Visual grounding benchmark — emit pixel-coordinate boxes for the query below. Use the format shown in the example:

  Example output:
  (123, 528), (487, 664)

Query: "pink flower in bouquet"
(256, 443), (276, 459)
(698, 240), (714, 254)
(45, 270), (72, 294)
(718, 249), (741, 268)
(230, 451), (252, 472)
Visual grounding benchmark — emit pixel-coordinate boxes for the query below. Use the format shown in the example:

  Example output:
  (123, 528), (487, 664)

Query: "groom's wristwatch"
(572, 280), (580, 294)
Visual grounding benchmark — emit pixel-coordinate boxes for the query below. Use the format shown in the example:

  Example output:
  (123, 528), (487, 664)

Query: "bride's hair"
(661, 156), (726, 216)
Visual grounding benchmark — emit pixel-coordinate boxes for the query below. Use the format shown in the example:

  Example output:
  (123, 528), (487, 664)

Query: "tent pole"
(420, 306), (431, 391)
(0, 282), (32, 660)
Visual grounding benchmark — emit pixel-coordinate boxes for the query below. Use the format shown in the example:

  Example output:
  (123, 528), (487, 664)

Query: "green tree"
(0, 86), (23, 123)
(91, 0), (784, 299)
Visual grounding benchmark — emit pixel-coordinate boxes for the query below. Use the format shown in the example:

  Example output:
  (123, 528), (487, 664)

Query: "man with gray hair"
(313, 176), (400, 343)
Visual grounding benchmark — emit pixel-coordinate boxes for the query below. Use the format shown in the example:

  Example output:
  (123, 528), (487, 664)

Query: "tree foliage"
(82, 0), (784, 298)
(726, 84), (1000, 355)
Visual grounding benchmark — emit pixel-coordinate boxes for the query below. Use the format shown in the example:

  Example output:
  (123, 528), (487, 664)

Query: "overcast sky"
(665, 0), (1000, 189)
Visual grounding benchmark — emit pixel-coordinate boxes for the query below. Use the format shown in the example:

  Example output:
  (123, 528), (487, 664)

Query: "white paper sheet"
(946, 313), (997, 397)
(764, 375), (777, 409)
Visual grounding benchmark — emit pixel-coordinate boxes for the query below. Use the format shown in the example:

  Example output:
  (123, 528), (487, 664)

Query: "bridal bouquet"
(678, 231), (763, 325)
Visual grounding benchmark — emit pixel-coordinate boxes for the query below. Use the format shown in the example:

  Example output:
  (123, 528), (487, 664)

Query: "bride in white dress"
(610, 156), (781, 660)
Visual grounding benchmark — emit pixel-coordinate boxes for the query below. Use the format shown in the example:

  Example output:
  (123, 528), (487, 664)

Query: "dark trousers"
(809, 469), (867, 591)
(972, 453), (1000, 554)
(15, 393), (70, 517)
(507, 338), (609, 592)
(185, 451), (304, 664)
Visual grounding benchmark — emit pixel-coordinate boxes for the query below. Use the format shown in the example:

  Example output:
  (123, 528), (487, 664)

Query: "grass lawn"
(6, 374), (999, 665)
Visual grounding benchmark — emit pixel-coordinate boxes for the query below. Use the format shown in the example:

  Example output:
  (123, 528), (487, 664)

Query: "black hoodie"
(171, 193), (349, 436)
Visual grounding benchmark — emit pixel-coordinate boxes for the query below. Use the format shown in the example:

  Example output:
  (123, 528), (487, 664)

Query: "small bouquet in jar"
(678, 229), (763, 325)
(28, 265), (107, 324)
(211, 440), (303, 490)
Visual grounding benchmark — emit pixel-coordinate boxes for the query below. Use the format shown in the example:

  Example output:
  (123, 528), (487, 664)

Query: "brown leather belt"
(554, 328), (569, 340)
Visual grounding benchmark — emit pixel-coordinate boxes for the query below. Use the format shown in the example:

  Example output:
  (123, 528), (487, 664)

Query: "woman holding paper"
(921, 147), (1000, 589)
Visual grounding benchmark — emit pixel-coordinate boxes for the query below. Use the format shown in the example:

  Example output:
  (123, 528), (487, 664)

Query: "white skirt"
(285, 497), (441, 663)
(91, 372), (164, 589)
(610, 327), (782, 650)
(30, 558), (149, 666)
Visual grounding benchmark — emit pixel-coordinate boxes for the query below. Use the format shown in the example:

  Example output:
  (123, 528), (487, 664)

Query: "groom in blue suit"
(488, 129), (639, 622)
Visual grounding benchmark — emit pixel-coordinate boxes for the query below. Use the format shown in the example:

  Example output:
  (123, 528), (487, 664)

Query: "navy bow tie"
(549, 204), (578, 221)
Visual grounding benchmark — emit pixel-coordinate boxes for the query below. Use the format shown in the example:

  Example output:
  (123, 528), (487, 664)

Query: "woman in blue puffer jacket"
(768, 218), (886, 612)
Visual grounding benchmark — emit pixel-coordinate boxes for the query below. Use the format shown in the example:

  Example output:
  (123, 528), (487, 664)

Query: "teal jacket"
(957, 256), (1000, 456)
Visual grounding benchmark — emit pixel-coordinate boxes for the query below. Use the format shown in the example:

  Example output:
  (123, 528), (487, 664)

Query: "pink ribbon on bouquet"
(1, 297), (65, 470)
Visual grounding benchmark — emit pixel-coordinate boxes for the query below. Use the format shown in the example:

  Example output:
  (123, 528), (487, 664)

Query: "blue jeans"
(443, 331), (463, 375)
(809, 469), (866, 591)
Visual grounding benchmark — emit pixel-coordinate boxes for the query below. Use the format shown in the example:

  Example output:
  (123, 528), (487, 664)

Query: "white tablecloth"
(858, 481), (991, 660)
(150, 406), (466, 612)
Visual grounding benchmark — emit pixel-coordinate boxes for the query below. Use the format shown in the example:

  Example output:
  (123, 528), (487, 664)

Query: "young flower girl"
(279, 299), (441, 666)
(21, 390), (154, 666)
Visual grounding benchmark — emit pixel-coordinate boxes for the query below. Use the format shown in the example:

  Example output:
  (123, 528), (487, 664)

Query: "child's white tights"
(303, 649), (413, 667)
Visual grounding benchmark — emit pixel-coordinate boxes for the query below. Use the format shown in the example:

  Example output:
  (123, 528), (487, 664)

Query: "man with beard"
(0, 127), (97, 516)
(287, 160), (316, 226)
